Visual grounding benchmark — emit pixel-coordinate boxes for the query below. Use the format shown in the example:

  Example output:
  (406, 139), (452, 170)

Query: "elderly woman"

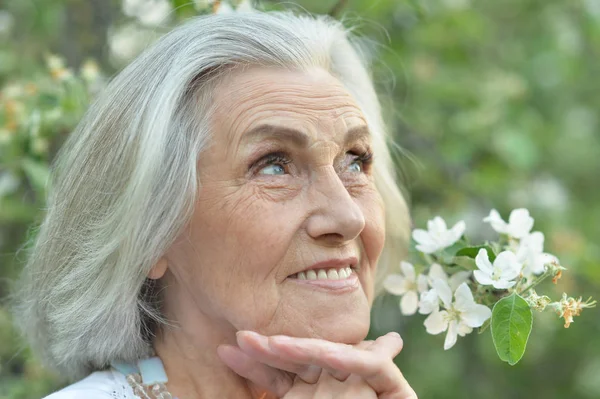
(14, 10), (415, 399)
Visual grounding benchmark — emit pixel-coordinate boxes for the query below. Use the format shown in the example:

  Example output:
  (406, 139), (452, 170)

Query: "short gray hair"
(13, 11), (410, 380)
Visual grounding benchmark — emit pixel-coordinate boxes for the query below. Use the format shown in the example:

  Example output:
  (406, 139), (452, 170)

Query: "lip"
(285, 256), (360, 293)
(288, 272), (360, 293)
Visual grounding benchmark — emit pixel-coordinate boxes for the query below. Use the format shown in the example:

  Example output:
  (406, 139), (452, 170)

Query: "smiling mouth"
(288, 266), (355, 281)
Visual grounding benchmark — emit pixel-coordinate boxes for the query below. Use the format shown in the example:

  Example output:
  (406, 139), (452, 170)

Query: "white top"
(43, 369), (136, 399)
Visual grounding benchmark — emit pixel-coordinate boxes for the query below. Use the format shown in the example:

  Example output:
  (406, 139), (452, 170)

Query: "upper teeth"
(294, 267), (353, 280)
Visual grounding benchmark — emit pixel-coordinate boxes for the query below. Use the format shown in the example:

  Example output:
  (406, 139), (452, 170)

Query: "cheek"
(360, 190), (386, 262)
(191, 184), (302, 284)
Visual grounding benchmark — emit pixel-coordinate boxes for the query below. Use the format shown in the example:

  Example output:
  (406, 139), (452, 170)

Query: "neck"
(152, 299), (274, 398)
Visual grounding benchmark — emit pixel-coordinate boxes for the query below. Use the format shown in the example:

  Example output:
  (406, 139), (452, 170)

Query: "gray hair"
(12, 11), (410, 380)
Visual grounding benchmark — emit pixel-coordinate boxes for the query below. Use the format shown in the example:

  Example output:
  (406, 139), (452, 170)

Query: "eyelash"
(251, 149), (374, 175)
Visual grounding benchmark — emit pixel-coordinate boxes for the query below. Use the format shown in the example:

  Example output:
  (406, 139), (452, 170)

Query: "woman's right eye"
(253, 152), (291, 176)
(258, 164), (286, 175)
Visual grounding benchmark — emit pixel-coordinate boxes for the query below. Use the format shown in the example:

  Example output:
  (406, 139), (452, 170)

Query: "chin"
(287, 302), (372, 344)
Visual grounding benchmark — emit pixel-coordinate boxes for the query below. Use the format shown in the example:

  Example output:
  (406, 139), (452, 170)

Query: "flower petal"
(475, 248), (494, 274)
(448, 220), (466, 243)
(383, 274), (409, 295)
(416, 243), (440, 254)
(524, 231), (545, 252)
(492, 279), (517, 290)
(419, 289), (440, 314)
(473, 270), (495, 286)
(483, 209), (508, 234)
(457, 322), (473, 337)
(424, 310), (448, 335)
(444, 320), (459, 350)
(400, 290), (419, 315)
(400, 261), (416, 281)
(508, 208), (534, 238)
(453, 282), (475, 311)
(428, 216), (448, 235)
(494, 251), (521, 280)
(461, 304), (492, 328)
(431, 278), (453, 308)
(417, 274), (429, 293)
(448, 271), (471, 291)
(412, 229), (435, 246)
(428, 263), (448, 283)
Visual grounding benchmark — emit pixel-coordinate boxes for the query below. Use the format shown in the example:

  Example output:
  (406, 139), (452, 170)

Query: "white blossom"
(236, 0), (255, 12)
(427, 263), (471, 290)
(483, 208), (534, 238)
(215, 1), (235, 14)
(474, 249), (521, 289)
(419, 263), (471, 315)
(383, 261), (428, 315)
(412, 216), (466, 254)
(424, 280), (492, 350)
(515, 232), (558, 275)
(122, 0), (171, 26)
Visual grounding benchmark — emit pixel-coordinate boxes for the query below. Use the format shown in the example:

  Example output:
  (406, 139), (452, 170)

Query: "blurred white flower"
(483, 208), (534, 238)
(194, 0), (215, 10)
(384, 261), (428, 315)
(215, 1), (235, 14)
(0, 171), (19, 197)
(424, 280), (492, 350)
(516, 232), (558, 275)
(80, 60), (100, 82)
(419, 263), (471, 315)
(123, 0), (171, 26)
(474, 249), (521, 289)
(412, 216), (466, 254)
(427, 263), (471, 290)
(0, 10), (14, 36)
(418, 288), (440, 315)
(109, 24), (151, 63)
(236, 0), (255, 12)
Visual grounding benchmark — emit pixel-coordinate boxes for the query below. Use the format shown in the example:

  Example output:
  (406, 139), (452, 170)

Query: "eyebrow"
(241, 124), (371, 147)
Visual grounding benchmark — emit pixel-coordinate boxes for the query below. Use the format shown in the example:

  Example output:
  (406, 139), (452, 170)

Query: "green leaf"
(170, 0), (199, 17)
(452, 256), (477, 270)
(491, 293), (533, 365)
(455, 245), (496, 262)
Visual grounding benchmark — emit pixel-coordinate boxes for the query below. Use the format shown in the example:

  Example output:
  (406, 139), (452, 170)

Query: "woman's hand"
(217, 331), (417, 399)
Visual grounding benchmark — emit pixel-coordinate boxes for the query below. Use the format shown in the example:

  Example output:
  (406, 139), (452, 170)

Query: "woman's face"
(162, 67), (386, 344)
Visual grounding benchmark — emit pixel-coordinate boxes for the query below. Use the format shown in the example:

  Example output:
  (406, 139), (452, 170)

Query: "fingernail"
(271, 335), (293, 343)
(388, 331), (401, 338)
(237, 330), (260, 340)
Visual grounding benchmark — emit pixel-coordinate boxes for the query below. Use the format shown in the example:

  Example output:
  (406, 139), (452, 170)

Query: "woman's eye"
(346, 150), (373, 174)
(348, 161), (362, 173)
(253, 152), (291, 176)
(258, 164), (286, 175)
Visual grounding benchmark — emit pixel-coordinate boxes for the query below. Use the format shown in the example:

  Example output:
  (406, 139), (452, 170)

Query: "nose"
(305, 166), (366, 244)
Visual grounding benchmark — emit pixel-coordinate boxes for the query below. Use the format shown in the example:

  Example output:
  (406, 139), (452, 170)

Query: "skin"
(150, 66), (416, 398)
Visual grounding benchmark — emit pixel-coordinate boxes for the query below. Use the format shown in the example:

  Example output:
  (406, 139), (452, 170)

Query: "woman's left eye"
(348, 161), (362, 173)
(346, 150), (373, 174)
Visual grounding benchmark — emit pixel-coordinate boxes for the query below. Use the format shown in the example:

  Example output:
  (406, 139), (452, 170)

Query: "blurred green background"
(0, 0), (598, 398)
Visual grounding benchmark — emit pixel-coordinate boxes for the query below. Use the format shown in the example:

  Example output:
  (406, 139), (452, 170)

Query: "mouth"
(288, 266), (356, 281)
(286, 257), (360, 292)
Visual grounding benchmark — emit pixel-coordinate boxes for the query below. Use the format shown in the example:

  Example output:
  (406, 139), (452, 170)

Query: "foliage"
(0, 0), (599, 398)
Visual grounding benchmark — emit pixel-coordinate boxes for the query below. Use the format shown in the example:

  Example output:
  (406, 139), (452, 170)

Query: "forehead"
(211, 67), (367, 141)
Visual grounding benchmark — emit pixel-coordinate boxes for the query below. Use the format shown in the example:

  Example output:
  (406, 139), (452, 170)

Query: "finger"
(367, 332), (404, 358)
(354, 340), (375, 350)
(236, 331), (323, 384)
(217, 344), (292, 397)
(326, 340), (375, 381)
(267, 333), (416, 398)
